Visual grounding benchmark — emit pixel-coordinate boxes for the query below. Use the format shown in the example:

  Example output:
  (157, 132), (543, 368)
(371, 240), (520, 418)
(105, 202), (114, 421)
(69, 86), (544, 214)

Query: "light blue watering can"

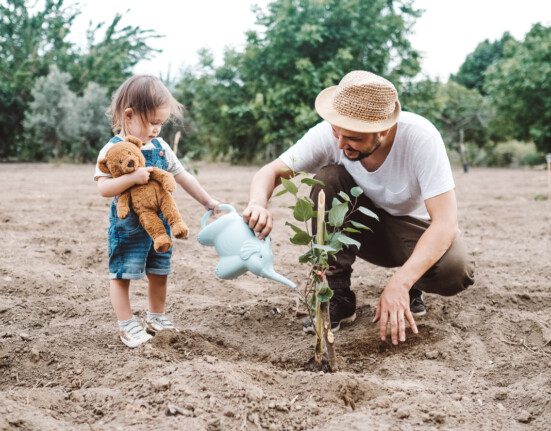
(197, 204), (296, 289)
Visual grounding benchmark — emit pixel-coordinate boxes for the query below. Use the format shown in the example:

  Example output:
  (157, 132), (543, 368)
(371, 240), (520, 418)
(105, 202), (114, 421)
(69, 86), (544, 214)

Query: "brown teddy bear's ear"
(126, 135), (143, 149)
(98, 158), (110, 174)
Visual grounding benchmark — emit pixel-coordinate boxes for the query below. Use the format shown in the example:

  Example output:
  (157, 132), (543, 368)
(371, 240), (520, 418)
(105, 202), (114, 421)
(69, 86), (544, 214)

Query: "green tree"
(0, 0), (78, 158)
(451, 33), (514, 94)
(22, 66), (78, 160)
(73, 82), (111, 162)
(400, 77), (443, 125)
(178, 0), (422, 162)
(67, 14), (161, 95)
(437, 81), (491, 148)
(485, 24), (551, 153)
(0, 0), (160, 160)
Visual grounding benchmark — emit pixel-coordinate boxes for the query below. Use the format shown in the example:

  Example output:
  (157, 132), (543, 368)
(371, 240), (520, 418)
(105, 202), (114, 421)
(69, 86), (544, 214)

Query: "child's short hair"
(108, 75), (183, 133)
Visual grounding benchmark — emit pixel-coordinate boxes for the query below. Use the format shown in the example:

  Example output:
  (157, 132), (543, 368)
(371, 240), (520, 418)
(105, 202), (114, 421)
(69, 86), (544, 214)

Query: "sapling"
(276, 173), (378, 371)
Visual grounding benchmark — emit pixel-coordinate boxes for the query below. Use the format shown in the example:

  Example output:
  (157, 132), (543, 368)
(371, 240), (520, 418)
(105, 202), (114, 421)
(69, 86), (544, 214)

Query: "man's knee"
(419, 240), (475, 296)
(311, 165), (359, 204)
(314, 164), (347, 179)
(312, 165), (352, 190)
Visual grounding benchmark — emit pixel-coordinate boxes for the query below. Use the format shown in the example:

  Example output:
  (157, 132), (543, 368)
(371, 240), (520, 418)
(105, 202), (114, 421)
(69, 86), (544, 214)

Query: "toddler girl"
(94, 75), (219, 348)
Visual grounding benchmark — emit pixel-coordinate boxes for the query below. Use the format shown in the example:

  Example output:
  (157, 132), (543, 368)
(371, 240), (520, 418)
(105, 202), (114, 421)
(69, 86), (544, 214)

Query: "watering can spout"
(262, 268), (297, 289)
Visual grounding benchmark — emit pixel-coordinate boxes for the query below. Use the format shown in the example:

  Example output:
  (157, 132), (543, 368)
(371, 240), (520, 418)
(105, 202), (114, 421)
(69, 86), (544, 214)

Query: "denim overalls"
(107, 137), (172, 279)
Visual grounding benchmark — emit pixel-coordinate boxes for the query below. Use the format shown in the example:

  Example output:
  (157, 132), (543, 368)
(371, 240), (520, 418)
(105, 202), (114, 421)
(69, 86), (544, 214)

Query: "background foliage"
(0, 0), (549, 165)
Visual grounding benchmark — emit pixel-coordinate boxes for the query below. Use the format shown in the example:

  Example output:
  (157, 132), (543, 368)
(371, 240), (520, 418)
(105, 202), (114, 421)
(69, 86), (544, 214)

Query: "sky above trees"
(68, 0), (551, 80)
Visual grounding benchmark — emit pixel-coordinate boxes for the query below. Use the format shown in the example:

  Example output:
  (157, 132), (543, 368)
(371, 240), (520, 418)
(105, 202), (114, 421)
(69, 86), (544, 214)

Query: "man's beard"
(343, 137), (381, 161)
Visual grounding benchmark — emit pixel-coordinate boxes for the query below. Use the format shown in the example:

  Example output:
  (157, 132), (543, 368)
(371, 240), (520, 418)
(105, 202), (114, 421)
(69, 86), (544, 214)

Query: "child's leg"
(146, 273), (167, 313)
(110, 279), (132, 320)
(145, 273), (178, 332)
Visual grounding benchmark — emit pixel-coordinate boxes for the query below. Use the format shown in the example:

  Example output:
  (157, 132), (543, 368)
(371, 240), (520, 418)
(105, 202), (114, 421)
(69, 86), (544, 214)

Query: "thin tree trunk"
(459, 128), (469, 173)
(172, 131), (181, 155)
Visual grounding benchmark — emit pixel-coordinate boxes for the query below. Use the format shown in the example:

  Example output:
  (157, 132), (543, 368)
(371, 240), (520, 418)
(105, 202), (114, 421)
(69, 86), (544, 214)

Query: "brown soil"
(1, 163), (550, 430)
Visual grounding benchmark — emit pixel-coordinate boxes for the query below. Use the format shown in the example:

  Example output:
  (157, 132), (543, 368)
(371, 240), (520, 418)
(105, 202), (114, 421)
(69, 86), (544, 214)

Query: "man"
(243, 71), (474, 345)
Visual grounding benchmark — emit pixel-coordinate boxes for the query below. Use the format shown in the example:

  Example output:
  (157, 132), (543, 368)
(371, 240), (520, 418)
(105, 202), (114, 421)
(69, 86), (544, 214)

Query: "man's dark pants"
(310, 165), (475, 301)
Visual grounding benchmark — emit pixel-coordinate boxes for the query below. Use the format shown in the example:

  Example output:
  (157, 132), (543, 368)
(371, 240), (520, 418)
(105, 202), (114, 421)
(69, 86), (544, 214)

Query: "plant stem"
(315, 190), (337, 371)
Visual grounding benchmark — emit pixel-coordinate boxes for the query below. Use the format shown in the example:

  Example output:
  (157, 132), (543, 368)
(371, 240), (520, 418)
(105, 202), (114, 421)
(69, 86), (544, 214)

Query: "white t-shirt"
(93, 137), (185, 180)
(279, 111), (454, 221)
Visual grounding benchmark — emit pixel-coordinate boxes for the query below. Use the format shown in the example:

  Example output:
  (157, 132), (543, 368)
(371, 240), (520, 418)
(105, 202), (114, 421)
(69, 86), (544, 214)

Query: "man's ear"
(378, 129), (390, 139)
(126, 135), (143, 148)
(98, 158), (110, 174)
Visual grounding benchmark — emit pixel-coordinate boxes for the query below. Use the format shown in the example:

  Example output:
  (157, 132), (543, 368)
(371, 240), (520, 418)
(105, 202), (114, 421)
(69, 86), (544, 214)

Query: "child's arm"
(174, 170), (219, 210)
(97, 167), (153, 198)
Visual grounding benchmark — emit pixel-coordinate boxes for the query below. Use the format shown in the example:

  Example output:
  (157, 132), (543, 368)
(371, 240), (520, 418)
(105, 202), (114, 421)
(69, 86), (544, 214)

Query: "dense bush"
(23, 66), (111, 162)
(448, 141), (543, 168)
(490, 141), (542, 167)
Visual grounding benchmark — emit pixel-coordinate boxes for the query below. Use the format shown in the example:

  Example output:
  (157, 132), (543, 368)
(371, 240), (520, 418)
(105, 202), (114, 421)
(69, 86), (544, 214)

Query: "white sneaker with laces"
(119, 318), (152, 348)
(145, 312), (179, 334)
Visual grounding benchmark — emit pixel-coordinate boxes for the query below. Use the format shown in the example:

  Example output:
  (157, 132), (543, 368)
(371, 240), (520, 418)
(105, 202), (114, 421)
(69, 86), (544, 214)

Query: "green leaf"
(281, 178), (298, 196)
(299, 250), (314, 264)
(317, 281), (333, 303)
(293, 198), (314, 222)
(343, 227), (360, 233)
(301, 177), (325, 187)
(336, 233), (361, 249)
(338, 191), (350, 202)
(350, 220), (371, 230)
(332, 197), (341, 207)
(358, 206), (379, 221)
(328, 202), (349, 227)
(285, 221), (305, 234)
(290, 230), (312, 245)
(304, 196), (315, 206)
(327, 236), (344, 253)
(308, 292), (317, 311)
(274, 188), (288, 197)
(312, 244), (337, 252)
(350, 186), (363, 197)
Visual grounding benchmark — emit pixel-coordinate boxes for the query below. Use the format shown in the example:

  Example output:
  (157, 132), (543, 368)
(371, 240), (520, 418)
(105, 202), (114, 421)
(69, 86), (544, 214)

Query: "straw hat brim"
(315, 86), (401, 133)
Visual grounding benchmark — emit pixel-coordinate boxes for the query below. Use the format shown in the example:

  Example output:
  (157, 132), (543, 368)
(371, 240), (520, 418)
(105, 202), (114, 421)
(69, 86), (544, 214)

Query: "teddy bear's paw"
(172, 222), (189, 239)
(163, 176), (177, 193)
(154, 235), (172, 253)
(117, 208), (130, 219)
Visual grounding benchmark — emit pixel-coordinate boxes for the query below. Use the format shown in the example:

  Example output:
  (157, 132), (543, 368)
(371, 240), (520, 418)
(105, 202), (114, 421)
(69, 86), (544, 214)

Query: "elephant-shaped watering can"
(197, 204), (296, 288)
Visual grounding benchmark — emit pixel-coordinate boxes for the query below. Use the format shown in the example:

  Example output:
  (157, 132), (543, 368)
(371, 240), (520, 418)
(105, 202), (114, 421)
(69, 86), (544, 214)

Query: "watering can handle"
(200, 203), (237, 228)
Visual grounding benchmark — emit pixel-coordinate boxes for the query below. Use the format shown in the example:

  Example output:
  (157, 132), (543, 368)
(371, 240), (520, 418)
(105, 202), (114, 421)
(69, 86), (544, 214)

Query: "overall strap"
(109, 136), (123, 144)
(151, 138), (163, 150)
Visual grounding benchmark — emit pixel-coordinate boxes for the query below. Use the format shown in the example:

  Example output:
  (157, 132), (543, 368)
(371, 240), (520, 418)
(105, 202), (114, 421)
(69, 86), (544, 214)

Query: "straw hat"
(315, 71), (401, 133)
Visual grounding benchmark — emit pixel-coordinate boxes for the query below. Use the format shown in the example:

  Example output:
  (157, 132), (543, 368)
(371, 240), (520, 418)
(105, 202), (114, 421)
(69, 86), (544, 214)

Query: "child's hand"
(205, 199), (222, 215)
(131, 167), (153, 185)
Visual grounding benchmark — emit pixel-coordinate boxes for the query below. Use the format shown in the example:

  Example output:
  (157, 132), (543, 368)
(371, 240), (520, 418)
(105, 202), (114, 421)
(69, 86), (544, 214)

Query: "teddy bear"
(98, 135), (189, 253)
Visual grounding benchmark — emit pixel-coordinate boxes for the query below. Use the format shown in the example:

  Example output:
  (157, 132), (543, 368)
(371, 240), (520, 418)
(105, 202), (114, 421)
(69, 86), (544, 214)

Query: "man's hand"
(130, 167), (153, 185)
(372, 278), (418, 345)
(242, 203), (273, 239)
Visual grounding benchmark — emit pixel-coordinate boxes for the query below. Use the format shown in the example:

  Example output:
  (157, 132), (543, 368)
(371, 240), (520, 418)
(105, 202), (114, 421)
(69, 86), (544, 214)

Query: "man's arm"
(373, 189), (458, 345)
(242, 159), (294, 239)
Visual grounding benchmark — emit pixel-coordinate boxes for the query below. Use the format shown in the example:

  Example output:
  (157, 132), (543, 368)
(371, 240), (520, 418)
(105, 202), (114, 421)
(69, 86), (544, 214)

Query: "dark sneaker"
(303, 291), (357, 334)
(409, 288), (426, 317)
